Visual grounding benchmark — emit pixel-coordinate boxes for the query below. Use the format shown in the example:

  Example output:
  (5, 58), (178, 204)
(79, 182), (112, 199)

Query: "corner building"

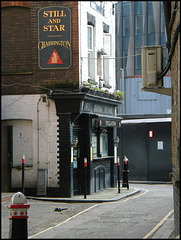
(1, 1), (122, 197)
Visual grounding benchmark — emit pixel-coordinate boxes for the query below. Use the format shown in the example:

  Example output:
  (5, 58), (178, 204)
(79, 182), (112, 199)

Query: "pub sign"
(38, 6), (72, 70)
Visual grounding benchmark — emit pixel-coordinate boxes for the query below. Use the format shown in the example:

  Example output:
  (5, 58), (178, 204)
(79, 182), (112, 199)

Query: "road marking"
(121, 189), (149, 202)
(143, 209), (174, 239)
(29, 204), (98, 238)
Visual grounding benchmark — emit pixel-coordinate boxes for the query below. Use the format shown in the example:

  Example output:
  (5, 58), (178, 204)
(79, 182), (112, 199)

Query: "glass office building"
(116, 1), (168, 78)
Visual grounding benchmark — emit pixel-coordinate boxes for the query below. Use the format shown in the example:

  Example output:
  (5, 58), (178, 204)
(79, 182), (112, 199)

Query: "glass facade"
(118, 1), (168, 76)
(147, 2), (155, 58)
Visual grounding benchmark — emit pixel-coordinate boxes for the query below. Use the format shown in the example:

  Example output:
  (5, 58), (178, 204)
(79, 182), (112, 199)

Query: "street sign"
(37, 6), (72, 70)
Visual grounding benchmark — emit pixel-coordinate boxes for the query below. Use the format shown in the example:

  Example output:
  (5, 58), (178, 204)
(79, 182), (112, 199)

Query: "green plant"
(114, 90), (124, 100)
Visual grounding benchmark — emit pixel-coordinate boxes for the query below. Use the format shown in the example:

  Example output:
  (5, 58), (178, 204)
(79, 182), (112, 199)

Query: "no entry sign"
(37, 6), (72, 70)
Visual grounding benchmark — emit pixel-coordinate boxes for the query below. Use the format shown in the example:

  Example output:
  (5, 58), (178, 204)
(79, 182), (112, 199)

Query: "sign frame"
(37, 6), (72, 70)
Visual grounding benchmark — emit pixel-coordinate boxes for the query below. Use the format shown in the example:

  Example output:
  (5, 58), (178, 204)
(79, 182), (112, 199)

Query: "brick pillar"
(58, 114), (73, 197)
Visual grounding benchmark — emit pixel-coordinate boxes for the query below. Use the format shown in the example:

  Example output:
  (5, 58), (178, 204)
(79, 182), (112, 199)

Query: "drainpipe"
(37, 96), (41, 170)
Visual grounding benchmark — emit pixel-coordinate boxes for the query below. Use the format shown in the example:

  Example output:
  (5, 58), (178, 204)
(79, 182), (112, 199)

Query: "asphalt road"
(1, 184), (173, 239)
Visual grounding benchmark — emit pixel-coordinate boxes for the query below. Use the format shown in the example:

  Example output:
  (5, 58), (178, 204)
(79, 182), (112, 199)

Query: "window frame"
(92, 129), (109, 158)
(87, 25), (93, 51)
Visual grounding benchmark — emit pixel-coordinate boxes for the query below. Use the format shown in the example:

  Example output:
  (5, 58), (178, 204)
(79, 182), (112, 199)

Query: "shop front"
(51, 91), (122, 197)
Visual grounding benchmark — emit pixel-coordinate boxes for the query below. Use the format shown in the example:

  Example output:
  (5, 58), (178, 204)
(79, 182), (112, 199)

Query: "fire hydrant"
(7, 192), (30, 239)
(122, 156), (129, 189)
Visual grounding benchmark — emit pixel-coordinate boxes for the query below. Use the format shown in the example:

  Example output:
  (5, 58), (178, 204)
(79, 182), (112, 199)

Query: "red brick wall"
(1, 1), (31, 7)
(1, 1), (79, 95)
(1, 7), (32, 72)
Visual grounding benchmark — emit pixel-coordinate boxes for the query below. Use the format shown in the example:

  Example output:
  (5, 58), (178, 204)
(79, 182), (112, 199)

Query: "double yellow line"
(143, 209), (174, 239)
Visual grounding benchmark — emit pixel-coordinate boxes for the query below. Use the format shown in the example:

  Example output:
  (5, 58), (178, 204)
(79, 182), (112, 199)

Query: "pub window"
(92, 130), (108, 158)
(100, 133), (108, 157)
(92, 133), (98, 158)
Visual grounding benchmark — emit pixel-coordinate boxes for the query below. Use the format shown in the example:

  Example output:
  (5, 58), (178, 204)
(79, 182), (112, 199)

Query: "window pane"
(92, 133), (97, 157)
(148, 14), (154, 34)
(87, 26), (93, 50)
(135, 35), (142, 49)
(134, 2), (142, 14)
(147, 1), (153, 14)
(135, 15), (143, 35)
(147, 34), (155, 45)
(100, 133), (108, 157)
(134, 48), (141, 70)
(123, 17), (130, 36)
(122, 2), (130, 17)
(122, 50), (128, 70)
(160, 33), (166, 46)
(160, 11), (165, 33)
(122, 36), (129, 50)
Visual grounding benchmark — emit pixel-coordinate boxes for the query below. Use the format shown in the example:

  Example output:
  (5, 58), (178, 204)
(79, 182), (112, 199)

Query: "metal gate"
(94, 166), (105, 192)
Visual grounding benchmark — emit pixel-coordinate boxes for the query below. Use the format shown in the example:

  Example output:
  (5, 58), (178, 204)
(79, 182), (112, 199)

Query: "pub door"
(72, 132), (81, 195)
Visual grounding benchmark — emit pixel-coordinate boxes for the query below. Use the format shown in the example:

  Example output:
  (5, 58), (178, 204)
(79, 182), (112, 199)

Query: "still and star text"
(43, 10), (66, 32)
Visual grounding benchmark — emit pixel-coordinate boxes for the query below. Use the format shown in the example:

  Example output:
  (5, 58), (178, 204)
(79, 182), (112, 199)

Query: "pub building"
(1, 1), (122, 197)
(51, 90), (122, 197)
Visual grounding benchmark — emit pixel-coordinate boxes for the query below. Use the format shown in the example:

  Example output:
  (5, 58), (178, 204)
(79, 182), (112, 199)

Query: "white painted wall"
(79, 1), (116, 91)
(1, 94), (59, 188)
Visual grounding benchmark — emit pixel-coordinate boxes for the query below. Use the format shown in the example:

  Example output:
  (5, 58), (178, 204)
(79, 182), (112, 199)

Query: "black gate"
(94, 166), (105, 192)
(119, 121), (172, 181)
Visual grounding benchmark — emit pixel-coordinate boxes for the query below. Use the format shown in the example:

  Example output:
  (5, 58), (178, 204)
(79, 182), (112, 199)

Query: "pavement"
(27, 186), (140, 203)
(1, 185), (179, 239)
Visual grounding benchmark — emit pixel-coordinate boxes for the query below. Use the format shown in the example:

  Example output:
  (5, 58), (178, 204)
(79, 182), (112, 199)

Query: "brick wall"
(1, 7), (32, 70)
(1, 1), (79, 95)
(170, 1), (180, 237)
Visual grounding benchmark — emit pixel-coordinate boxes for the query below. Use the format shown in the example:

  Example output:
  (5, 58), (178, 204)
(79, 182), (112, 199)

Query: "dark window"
(92, 130), (109, 158)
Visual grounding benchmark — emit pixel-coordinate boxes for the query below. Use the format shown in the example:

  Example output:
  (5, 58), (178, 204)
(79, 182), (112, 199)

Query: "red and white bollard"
(122, 156), (129, 189)
(7, 192), (30, 239)
(84, 157), (87, 199)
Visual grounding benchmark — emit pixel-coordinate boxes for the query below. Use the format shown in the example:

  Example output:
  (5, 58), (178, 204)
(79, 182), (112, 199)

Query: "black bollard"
(8, 192), (30, 239)
(122, 156), (129, 189)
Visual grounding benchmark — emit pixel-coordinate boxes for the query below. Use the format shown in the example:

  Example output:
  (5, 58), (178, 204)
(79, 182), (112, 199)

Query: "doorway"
(1, 126), (13, 192)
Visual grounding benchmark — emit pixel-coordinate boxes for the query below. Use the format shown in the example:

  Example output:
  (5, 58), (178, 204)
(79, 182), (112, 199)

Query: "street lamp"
(114, 136), (120, 193)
